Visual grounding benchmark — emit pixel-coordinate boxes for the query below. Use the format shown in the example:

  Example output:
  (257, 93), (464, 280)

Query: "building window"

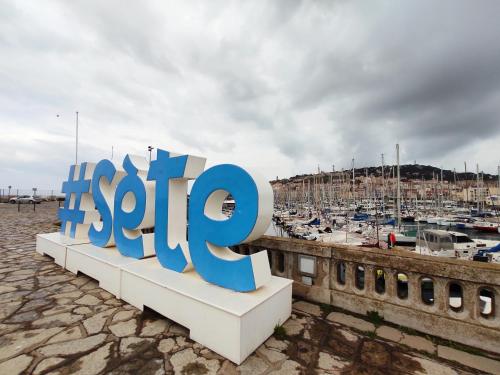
(449, 283), (463, 311)
(375, 269), (386, 294)
(421, 277), (434, 305)
(337, 262), (346, 285)
(355, 265), (365, 290)
(479, 288), (495, 318)
(397, 273), (408, 299)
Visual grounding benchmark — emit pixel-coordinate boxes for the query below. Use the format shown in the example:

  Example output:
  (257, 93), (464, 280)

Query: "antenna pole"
(75, 111), (79, 165)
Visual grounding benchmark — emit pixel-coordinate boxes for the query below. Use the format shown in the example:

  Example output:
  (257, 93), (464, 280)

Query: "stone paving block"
(338, 328), (360, 343)
(140, 319), (170, 337)
(282, 316), (306, 335)
(0, 327), (63, 361)
(67, 342), (113, 375)
(238, 355), (269, 375)
(265, 337), (289, 351)
(376, 325), (404, 342)
(268, 359), (301, 375)
(112, 309), (135, 322)
(83, 307), (116, 335)
(75, 294), (101, 305)
(257, 346), (288, 362)
(400, 334), (436, 354)
(317, 352), (350, 371)
(33, 357), (65, 374)
(394, 353), (460, 375)
(38, 333), (107, 356)
(326, 312), (375, 332)
(47, 326), (84, 343)
(109, 318), (137, 337)
(292, 300), (322, 316)
(0, 354), (32, 375)
(158, 338), (176, 353)
(120, 337), (155, 355)
(170, 348), (220, 375)
(438, 345), (500, 375)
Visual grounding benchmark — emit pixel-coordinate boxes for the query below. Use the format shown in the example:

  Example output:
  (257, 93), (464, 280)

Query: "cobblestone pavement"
(0, 202), (494, 374)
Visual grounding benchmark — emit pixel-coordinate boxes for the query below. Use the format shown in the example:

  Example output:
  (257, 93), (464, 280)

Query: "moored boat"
(415, 229), (478, 259)
(473, 221), (500, 232)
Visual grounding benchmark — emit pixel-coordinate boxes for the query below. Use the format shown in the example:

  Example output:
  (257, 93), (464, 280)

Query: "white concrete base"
(36, 232), (68, 267)
(120, 257), (293, 364)
(36, 232), (294, 364)
(65, 243), (143, 298)
(60, 236), (92, 246)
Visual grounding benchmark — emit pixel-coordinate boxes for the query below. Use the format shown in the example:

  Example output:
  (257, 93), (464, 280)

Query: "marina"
(269, 145), (500, 263)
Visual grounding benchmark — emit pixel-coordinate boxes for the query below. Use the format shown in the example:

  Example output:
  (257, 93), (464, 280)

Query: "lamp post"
(76, 111), (79, 165)
(8, 185), (11, 198)
(32, 187), (37, 211)
(148, 146), (154, 164)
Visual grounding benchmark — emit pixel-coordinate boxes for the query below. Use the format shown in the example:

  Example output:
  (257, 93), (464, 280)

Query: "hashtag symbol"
(58, 163), (92, 238)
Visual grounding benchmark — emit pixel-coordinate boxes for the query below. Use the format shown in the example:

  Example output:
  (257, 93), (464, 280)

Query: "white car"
(9, 195), (42, 204)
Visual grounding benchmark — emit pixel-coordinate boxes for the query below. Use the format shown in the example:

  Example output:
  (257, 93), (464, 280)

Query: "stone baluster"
(286, 252), (294, 280)
(345, 262), (356, 292)
(433, 277), (448, 313)
(364, 264), (376, 298)
(408, 272), (421, 306)
(462, 282), (477, 320)
(384, 268), (397, 299)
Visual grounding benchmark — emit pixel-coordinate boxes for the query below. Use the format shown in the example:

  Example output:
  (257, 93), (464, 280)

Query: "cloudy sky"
(1, 1), (500, 191)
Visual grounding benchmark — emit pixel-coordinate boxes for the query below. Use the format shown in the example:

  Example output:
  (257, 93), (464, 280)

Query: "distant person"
(387, 232), (396, 249)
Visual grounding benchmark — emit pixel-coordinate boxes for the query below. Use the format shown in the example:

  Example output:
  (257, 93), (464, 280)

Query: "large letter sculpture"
(59, 162), (99, 240)
(113, 155), (156, 258)
(88, 159), (124, 247)
(147, 149), (206, 272)
(188, 164), (273, 292)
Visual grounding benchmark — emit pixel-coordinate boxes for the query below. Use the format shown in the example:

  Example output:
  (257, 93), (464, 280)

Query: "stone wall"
(234, 236), (500, 354)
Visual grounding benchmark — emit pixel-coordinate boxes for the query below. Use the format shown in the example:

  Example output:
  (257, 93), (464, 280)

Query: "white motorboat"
(415, 229), (478, 259)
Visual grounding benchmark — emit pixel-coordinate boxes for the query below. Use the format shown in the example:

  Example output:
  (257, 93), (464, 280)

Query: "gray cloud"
(1, 0), (499, 190)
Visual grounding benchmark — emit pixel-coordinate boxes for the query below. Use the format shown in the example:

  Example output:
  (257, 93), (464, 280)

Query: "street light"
(148, 146), (154, 164)
(32, 187), (37, 211)
(8, 185), (11, 198)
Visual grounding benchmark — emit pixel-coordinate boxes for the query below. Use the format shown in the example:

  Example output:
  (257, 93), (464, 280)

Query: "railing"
(234, 236), (500, 354)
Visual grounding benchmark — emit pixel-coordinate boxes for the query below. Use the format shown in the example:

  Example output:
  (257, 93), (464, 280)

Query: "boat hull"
(473, 225), (500, 232)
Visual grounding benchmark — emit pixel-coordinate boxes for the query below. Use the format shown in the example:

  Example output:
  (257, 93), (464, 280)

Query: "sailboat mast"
(464, 162), (468, 204)
(352, 158), (355, 204)
(497, 164), (500, 198)
(476, 164), (480, 212)
(381, 153), (385, 213)
(440, 167), (443, 215)
(396, 144), (401, 228)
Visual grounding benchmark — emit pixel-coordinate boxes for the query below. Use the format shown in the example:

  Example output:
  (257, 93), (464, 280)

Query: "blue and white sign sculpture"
(58, 149), (273, 292)
(37, 147), (292, 364)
